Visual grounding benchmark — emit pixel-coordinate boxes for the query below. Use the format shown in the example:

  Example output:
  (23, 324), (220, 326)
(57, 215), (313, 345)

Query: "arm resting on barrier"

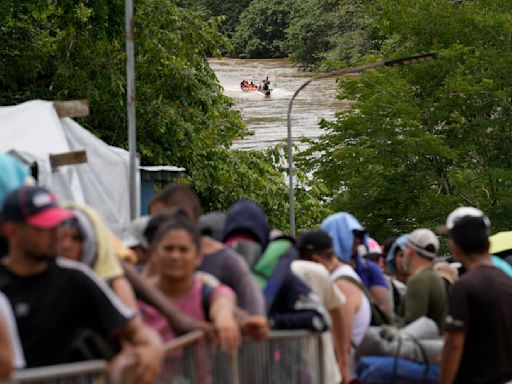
(119, 317), (165, 384)
(440, 331), (464, 384)
(209, 292), (241, 353)
(235, 308), (269, 341)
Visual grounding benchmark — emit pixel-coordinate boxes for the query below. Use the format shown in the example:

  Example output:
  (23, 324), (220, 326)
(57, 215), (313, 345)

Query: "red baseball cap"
(1, 186), (73, 229)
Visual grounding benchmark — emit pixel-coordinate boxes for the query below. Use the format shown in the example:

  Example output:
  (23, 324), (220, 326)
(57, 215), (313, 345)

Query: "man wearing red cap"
(0, 186), (164, 383)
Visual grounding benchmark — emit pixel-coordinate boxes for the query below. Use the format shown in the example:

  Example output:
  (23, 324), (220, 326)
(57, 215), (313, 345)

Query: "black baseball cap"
(1, 186), (73, 228)
(297, 230), (333, 253)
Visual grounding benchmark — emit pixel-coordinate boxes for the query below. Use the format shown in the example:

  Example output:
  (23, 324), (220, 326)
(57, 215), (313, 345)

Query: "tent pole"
(125, 0), (137, 220)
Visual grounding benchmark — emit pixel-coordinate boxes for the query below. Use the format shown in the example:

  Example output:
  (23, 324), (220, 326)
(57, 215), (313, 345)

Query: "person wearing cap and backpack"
(296, 229), (371, 383)
(296, 230), (350, 384)
(401, 228), (446, 333)
(440, 207), (512, 384)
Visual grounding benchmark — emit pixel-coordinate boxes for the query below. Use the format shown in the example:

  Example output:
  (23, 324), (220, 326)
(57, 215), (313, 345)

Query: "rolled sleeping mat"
(356, 317), (443, 364)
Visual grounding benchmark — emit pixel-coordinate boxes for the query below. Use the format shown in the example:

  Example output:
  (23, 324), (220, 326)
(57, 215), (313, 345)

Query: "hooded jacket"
(321, 212), (367, 262)
(322, 212), (388, 290)
(63, 202), (124, 281)
(223, 200), (329, 331)
(222, 200), (270, 249)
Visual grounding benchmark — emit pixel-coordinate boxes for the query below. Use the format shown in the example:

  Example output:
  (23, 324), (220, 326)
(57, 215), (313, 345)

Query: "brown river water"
(209, 58), (350, 151)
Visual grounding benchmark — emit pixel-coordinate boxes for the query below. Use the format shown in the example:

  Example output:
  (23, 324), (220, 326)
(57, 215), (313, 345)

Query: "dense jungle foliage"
(198, 0), (512, 239)
(0, 0), (328, 231)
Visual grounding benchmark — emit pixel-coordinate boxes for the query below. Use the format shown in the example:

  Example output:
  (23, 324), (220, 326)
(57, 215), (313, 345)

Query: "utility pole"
(286, 53), (438, 237)
(126, 0), (137, 220)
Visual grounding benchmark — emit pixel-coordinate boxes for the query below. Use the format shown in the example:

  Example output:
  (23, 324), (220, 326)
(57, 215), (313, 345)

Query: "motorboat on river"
(240, 78), (273, 96)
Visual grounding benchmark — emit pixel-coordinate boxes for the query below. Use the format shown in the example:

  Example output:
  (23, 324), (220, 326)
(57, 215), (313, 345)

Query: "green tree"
(178, 0), (252, 38)
(321, 0), (381, 69)
(283, 0), (380, 69)
(0, 0), (325, 230)
(284, 0), (332, 67)
(299, 0), (512, 240)
(232, 0), (294, 58)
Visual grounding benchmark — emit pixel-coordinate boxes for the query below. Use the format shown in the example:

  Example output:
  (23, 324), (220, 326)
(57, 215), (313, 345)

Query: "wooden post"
(53, 100), (90, 118)
(49, 150), (88, 169)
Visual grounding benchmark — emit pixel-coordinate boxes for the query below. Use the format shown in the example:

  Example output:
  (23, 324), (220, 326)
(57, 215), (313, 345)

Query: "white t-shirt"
(331, 264), (371, 380)
(292, 260), (346, 384)
(292, 260), (346, 309)
(0, 291), (25, 369)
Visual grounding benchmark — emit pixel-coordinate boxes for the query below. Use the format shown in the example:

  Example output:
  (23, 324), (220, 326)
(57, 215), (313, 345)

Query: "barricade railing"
(126, 329), (325, 384)
(3, 360), (109, 384)
(3, 330), (325, 384)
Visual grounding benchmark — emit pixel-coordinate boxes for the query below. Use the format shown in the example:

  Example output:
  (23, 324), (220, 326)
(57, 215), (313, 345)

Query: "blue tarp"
(358, 356), (440, 384)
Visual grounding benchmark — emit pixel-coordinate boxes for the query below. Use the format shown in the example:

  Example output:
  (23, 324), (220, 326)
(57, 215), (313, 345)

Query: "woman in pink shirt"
(139, 216), (240, 351)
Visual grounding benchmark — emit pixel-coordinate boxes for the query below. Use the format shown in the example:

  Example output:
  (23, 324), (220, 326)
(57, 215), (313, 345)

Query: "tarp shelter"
(490, 231), (512, 254)
(0, 100), (137, 236)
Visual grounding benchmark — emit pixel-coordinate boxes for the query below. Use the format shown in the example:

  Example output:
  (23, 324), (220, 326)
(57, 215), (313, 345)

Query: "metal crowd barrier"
(142, 329), (325, 384)
(2, 330), (325, 384)
(2, 360), (109, 384)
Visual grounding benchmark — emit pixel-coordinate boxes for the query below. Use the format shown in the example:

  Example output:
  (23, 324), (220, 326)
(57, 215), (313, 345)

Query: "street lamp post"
(126, 0), (137, 220)
(286, 53), (438, 237)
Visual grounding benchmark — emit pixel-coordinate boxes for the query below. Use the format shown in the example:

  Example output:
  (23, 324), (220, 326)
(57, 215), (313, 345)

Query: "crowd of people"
(1, 152), (512, 384)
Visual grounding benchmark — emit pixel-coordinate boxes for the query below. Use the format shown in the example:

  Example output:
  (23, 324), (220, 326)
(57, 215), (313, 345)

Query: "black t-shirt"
(0, 258), (133, 368)
(0, 237), (8, 259)
(446, 265), (512, 384)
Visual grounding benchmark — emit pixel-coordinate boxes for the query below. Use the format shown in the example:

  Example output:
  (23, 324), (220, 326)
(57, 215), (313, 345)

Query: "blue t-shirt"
(355, 256), (389, 289)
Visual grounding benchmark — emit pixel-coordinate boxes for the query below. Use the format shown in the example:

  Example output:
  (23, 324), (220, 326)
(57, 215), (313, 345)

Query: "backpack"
(232, 238), (297, 313)
(201, 280), (216, 321)
(336, 275), (393, 326)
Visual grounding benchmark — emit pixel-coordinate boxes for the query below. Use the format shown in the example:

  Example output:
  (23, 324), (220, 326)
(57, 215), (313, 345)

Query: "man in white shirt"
(298, 230), (371, 382)
(292, 258), (347, 384)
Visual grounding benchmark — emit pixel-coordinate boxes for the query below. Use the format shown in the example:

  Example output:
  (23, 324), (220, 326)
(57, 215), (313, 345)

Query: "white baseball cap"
(408, 228), (439, 259)
(444, 207), (490, 233)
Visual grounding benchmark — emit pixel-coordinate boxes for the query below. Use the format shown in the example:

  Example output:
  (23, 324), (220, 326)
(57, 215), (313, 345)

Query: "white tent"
(0, 100), (137, 235)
